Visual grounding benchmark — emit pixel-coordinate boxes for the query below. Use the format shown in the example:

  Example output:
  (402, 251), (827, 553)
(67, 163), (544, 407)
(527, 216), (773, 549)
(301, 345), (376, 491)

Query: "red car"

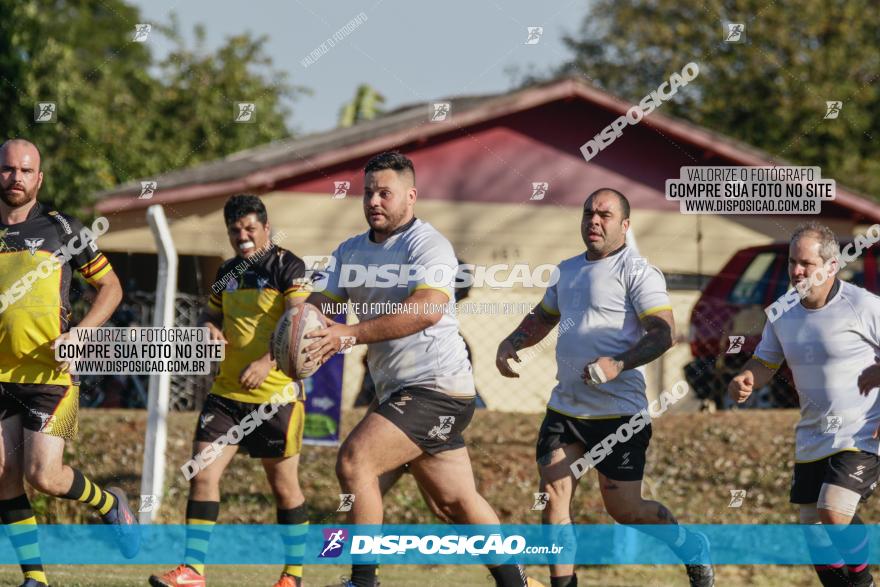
(685, 241), (879, 409)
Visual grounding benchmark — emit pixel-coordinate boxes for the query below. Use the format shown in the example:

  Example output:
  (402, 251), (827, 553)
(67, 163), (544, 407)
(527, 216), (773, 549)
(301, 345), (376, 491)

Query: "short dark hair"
(224, 194), (267, 226)
(364, 151), (415, 183)
(585, 188), (630, 220)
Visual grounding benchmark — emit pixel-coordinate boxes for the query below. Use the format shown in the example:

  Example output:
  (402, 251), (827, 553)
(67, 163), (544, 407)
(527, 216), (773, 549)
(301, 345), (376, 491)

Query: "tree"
(0, 1), (305, 214)
(557, 0), (880, 198)
(338, 84), (385, 128)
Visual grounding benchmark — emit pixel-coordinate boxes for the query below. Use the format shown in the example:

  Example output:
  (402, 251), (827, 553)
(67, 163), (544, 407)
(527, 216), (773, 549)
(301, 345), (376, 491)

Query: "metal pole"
(140, 205), (178, 523)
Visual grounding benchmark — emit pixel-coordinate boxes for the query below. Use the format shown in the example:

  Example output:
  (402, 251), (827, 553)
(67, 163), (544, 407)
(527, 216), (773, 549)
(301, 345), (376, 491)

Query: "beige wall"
(100, 192), (854, 270)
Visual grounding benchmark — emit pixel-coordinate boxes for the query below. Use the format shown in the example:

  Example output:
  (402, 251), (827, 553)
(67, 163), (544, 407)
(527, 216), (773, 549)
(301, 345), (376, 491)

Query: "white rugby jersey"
(321, 218), (475, 403)
(541, 246), (672, 418)
(754, 280), (880, 462)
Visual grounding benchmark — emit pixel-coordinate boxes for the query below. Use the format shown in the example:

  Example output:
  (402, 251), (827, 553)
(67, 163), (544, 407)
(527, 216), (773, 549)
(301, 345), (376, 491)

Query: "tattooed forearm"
(613, 314), (673, 371)
(508, 328), (530, 349)
(503, 304), (560, 351)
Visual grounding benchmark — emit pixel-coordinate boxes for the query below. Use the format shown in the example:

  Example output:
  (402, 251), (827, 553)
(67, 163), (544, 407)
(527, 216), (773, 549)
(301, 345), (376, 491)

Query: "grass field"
(2, 407), (859, 585)
(0, 564), (824, 586)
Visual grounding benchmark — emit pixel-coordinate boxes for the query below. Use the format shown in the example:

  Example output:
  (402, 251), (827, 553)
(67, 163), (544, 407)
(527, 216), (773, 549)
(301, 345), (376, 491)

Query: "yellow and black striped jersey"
(208, 245), (310, 403)
(0, 203), (112, 385)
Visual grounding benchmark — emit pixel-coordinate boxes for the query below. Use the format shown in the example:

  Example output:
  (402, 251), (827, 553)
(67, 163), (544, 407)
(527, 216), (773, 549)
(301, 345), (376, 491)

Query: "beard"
(582, 229), (605, 253)
(0, 185), (36, 207)
(367, 209), (406, 233)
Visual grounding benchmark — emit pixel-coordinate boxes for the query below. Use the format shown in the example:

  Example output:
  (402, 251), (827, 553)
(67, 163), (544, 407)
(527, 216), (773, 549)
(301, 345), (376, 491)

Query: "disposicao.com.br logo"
(317, 530), (562, 558)
(320, 528), (349, 558)
(312, 525), (572, 564)
(351, 534), (537, 556)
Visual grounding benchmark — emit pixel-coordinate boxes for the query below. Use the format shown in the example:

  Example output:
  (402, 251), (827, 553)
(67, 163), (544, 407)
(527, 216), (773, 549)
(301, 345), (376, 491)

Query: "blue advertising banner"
(302, 352), (344, 446)
(5, 524), (880, 565)
(302, 311), (346, 446)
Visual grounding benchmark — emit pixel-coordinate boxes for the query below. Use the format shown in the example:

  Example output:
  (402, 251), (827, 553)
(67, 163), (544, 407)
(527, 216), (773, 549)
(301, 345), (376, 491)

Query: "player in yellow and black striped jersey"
(149, 194), (310, 587)
(205, 247), (308, 407)
(0, 139), (139, 587)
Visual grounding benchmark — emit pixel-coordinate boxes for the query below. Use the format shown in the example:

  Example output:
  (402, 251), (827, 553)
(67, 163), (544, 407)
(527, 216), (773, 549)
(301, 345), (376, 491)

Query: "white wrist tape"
(587, 362), (608, 385)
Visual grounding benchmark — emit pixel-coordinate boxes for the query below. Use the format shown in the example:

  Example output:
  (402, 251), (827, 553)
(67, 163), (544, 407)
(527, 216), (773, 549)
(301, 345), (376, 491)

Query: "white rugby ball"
(271, 303), (326, 380)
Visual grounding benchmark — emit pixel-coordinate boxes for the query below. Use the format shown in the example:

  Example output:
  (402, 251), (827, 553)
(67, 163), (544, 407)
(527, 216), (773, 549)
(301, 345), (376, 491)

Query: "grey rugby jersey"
(755, 280), (880, 462)
(321, 218), (474, 403)
(541, 246), (672, 418)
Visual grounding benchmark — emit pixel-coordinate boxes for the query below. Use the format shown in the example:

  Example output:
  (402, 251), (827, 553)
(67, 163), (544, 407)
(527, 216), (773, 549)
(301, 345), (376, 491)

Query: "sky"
(129, 0), (591, 135)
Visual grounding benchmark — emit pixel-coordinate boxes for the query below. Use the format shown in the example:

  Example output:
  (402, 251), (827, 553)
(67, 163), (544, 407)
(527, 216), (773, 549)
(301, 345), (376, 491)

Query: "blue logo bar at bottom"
(1, 524), (877, 565)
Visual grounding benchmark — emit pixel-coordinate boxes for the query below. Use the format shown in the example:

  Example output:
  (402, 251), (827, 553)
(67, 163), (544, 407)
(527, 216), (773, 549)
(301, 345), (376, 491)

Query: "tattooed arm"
(615, 310), (675, 370)
(582, 310), (674, 384)
(496, 304), (561, 378)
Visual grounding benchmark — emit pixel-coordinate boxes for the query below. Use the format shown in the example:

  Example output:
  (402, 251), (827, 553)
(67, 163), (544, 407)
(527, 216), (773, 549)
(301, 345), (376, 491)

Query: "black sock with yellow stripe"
(0, 494), (48, 586)
(61, 468), (116, 517)
(489, 563), (528, 586)
(278, 504), (308, 580)
(184, 500), (220, 576)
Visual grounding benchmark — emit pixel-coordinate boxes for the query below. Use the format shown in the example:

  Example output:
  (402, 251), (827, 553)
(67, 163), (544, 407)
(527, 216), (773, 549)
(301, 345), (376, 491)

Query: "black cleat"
(850, 569), (875, 587)
(683, 530), (715, 587)
(323, 579), (380, 587)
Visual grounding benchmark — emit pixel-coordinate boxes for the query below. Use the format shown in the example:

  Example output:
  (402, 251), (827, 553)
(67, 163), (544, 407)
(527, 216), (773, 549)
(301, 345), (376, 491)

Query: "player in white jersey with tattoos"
(498, 188), (714, 587)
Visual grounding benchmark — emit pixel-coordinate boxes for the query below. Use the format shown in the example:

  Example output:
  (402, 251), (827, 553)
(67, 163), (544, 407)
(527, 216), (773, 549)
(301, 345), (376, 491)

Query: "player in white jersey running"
(305, 152), (541, 587)
(496, 189), (714, 587)
(730, 222), (880, 587)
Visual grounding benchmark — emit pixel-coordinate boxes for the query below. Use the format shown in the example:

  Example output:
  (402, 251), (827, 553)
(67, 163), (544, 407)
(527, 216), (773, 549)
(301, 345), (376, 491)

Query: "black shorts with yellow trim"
(0, 383), (79, 440)
(194, 393), (304, 458)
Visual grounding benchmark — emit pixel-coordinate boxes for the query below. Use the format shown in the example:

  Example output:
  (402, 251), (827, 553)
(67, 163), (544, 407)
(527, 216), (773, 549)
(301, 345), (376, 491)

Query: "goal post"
(139, 204), (178, 523)
(625, 227), (640, 256)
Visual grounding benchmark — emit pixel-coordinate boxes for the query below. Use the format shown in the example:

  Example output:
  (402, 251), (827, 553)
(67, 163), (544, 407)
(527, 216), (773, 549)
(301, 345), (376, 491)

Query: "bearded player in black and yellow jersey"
(0, 139), (140, 587)
(150, 194), (310, 587)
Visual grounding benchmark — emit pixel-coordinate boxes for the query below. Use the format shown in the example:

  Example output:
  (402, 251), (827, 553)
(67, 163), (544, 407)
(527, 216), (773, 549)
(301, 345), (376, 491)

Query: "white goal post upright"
(625, 227), (640, 257)
(140, 205), (178, 523)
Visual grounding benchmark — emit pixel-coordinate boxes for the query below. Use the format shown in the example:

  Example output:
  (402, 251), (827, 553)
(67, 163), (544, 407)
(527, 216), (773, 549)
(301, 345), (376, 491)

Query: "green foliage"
(556, 0), (880, 198)
(338, 83), (386, 128)
(0, 1), (304, 214)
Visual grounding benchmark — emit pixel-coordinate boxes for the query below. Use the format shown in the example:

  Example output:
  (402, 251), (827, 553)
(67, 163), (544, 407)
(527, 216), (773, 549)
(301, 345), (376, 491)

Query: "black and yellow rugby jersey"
(0, 203), (112, 385)
(208, 245), (310, 403)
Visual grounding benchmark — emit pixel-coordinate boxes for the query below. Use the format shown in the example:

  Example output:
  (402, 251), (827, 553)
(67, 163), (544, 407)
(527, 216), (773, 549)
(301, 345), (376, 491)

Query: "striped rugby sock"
(61, 468), (116, 516)
(0, 494), (48, 586)
(806, 535), (849, 586)
(184, 500), (220, 575)
(278, 504), (308, 579)
(826, 520), (871, 579)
